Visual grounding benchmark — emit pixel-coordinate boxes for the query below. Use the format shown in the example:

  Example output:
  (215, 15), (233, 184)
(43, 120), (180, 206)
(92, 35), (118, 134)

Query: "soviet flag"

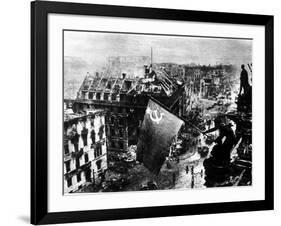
(137, 99), (184, 175)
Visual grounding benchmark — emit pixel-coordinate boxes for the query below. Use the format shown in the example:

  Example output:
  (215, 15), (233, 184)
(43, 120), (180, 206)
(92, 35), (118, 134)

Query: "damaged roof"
(78, 68), (183, 97)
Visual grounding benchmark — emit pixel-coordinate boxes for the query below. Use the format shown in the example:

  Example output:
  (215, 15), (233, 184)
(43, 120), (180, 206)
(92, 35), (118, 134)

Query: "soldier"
(203, 116), (237, 187)
(239, 64), (250, 96)
(203, 116), (236, 164)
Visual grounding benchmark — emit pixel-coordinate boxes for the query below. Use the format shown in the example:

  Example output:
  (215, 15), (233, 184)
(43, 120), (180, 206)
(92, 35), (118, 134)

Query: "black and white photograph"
(27, 0), (274, 224)
(63, 30), (253, 194)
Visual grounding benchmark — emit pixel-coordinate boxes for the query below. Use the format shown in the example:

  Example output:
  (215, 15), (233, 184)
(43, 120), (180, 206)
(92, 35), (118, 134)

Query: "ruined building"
(64, 110), (107, 193)
(72, 65), (184, 162)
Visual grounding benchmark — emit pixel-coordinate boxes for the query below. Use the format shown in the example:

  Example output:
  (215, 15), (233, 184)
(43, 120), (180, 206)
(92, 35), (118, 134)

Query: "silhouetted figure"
(239, 64), (250, 95)
(203, 117), (237, 187)
(203, 117), (236, 164)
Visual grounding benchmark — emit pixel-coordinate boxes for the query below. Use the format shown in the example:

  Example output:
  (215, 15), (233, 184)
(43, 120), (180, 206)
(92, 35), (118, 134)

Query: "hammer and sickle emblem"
(146, 107), (164, 124)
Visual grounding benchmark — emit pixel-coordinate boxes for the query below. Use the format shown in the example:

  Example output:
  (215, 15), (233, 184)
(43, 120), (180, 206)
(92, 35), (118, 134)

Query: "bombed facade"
(64, 109), (107, 193)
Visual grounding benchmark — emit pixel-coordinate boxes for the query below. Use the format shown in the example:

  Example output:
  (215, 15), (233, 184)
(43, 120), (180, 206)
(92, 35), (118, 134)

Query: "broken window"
(84, 153), (89, 163)
(88, 92), (93, 99)
(99, 145), (103, 156)
(119, 142), (124, 150)
(65, 160), (71, 172)
(110, 127), (115, 136)
(119, 128), (123, 137)
(75, 157), (80, 169)
(98, 125), (104, 139)
(111, 93), (116, 101)
(90, 129), (95, 144)
(119, 117), (125, 125)
(81, 127), (88, 146)
(96, 160), (102, 170)
(94, 143), (102, 157)
(77, 172), (81, 182)
(120, 94), (126, 102)
(67, 178), (72, 187)
(104, 93), (109, 101)
(113, 107), (118, 113)
(85, 169), (91, 182)
(96, 93), (101, 100)
(64, 144), (69, 155)
(124, 80), (132, 90)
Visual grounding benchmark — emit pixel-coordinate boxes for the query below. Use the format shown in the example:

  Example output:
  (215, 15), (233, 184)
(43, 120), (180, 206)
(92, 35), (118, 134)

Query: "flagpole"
(151, 47), (153, 66)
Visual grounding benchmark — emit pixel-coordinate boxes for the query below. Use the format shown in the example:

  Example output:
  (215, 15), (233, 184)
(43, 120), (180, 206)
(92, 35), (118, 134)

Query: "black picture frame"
(31, 0), (274, 224)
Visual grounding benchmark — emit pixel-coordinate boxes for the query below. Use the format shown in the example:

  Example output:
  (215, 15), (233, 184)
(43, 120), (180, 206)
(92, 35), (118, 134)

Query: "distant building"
(155, 63), (185, 79)
(64, 110), (107, 193)
(106, 56), (150, 78)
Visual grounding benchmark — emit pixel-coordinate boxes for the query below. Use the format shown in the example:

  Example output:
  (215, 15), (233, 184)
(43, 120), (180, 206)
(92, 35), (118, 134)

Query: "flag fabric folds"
(137, 99), (184, 174)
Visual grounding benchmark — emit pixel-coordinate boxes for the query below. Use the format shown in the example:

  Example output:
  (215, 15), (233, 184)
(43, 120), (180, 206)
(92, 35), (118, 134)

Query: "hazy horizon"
(64, 30), (252, 99)
(64, 30), (252, 68)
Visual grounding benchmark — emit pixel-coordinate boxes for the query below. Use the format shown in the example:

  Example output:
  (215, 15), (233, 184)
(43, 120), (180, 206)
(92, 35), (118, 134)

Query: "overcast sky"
(64, 30), (252, 71)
